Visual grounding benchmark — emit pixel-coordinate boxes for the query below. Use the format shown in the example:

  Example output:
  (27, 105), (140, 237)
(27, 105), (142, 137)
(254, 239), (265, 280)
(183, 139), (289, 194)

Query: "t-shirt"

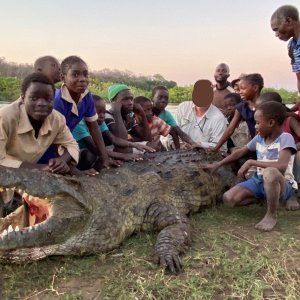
(287, 35), (300, 73)
(105, 110), (138, 133)
(53, 85), (97, 132)
(148, 116), (171, 141)
(247, 132), (297, 188)
(158, 110), (177, 127)
(72, 120), (109, 149)
(235, 101), (256, 138)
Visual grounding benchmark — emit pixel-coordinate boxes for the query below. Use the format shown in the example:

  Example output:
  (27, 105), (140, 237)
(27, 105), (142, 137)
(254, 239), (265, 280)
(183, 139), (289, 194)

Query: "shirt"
(148, 116), (171, 141)
(247, 132), (297, 188)
(72, 120), (109, 149)
(287, 35), (300, 73)
(0, 99), (79, 168)
(158, 110), (177, 127)
(105, 110), (138, 133)
(53, 84), (98, 132)
(235, 101), (256, 138)
(176, 102), (228, 151)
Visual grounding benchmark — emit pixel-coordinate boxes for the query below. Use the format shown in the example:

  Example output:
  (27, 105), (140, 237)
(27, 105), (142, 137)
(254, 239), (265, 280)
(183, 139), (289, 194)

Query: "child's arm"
(86, 120), (110, 169)
(288, 117), (300, 138)
(212, 109), (242, 151)
(205, 146), (249, 173)
(286, 111), (300, 122)
(172, 126), (200, 147)
(169, 127), (180, 149)
(131, 103), (152, 141)
(240, 148), (292, 176)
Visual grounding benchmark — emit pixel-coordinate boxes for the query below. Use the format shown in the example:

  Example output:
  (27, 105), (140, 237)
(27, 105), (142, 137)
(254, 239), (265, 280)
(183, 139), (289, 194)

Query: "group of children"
(0, 55), (300, 232)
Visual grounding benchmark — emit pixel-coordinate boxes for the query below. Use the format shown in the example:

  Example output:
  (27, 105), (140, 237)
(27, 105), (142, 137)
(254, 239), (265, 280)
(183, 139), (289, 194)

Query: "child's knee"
(223, 191), (236, 207)
(263, 167), (281, 184)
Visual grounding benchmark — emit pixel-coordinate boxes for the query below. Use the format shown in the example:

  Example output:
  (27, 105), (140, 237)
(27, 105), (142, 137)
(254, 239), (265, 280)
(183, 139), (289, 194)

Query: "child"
(224, 93), (251, 152)
(212, 74), (264, 152)
(206, 101), (300, 232)
(133, 96), (180, 151)
(53, 56), (112, 170)
(152, 86), (200, 149)
(72, 95), (155, 168)
(0, 72), (79, 173)
(105, 84), (152, 152)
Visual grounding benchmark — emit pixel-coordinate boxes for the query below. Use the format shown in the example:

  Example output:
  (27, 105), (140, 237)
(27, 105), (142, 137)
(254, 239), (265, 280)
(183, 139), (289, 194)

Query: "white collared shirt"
(176, 102), (228, 151)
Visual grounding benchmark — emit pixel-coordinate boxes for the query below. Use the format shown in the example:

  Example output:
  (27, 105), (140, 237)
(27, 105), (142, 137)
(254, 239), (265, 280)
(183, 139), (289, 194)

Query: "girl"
(213, 73), (264, 152)
(53, 56), (114, 171)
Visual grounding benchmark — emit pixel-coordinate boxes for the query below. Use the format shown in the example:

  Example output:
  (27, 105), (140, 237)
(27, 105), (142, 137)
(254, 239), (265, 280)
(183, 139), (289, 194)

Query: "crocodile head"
(0, 167), (91, 262)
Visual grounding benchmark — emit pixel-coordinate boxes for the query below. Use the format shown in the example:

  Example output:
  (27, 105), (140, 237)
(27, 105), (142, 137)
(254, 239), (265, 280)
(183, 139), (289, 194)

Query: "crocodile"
(0, 149), (235, 273)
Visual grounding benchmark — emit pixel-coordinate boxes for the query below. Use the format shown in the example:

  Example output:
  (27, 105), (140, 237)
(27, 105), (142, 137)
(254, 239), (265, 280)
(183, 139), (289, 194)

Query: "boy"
(152, 86), (200, 149)
(134, 96), (181, 151)
(105, 84), (152, 152)
(72, 95), (155, 169)
(206, 101), (300, 232)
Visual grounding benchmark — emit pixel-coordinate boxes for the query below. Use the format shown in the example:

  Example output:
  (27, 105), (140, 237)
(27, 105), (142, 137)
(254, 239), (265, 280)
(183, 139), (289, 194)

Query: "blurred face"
(95, 100), (106, 125)
(271, 17), (294, 41)
(115, 90), (134, 114)
(42, 58), (61, 84)
(22, 82), (54, 122)
(152, 89), (169, 110)
(140, 101), (153, 121)
(214, 64), (229, 83)
(238, 79), (257, 101)
(254, 109), (272, 137)
(62, 62), (89, 99)
(224, 98), (236, 118)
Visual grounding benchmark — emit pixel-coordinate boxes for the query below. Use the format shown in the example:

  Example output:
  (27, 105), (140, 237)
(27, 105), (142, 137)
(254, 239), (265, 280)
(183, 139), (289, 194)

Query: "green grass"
(1, 205), (300, 300)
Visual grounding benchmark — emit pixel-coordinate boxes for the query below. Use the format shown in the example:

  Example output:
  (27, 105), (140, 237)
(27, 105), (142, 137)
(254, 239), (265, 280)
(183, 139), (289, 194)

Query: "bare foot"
(286, 197), (300, 211)
(255, 214), (277, 232)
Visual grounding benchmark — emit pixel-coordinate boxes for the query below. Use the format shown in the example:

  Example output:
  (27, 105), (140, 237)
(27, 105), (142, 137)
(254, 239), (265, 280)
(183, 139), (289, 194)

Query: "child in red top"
(133, 96), (179, 150)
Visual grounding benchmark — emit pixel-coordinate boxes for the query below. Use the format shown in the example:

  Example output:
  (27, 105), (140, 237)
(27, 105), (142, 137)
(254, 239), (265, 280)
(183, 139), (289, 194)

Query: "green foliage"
(0, 76), (21, 102)
(0, 76), (299, 105)
(262, 87), (299, 104)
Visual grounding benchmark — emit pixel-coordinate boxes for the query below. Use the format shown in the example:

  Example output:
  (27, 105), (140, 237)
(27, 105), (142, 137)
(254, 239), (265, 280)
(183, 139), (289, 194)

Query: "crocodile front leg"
(143, 202), (191, 274)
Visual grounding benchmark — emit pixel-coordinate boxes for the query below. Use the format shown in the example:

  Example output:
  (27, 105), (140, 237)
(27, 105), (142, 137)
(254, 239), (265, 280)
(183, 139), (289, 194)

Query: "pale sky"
(0, 0), (299, 90)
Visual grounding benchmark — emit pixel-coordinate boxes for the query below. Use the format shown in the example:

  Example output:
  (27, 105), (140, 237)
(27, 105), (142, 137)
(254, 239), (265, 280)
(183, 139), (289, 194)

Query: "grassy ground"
(1, 204), (300, 300)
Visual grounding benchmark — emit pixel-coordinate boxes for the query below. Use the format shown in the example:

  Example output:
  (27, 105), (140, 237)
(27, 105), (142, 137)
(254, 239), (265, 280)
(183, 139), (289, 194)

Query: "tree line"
(0, 57), (299, 104)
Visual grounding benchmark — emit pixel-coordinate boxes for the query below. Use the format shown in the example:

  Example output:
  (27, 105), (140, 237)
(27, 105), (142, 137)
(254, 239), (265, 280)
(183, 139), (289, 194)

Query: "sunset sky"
(1, 0), (299, 90)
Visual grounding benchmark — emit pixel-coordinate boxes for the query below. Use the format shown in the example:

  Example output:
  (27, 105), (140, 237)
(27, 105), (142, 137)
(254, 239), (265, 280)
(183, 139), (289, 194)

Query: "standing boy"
(206, 101), (300, 232)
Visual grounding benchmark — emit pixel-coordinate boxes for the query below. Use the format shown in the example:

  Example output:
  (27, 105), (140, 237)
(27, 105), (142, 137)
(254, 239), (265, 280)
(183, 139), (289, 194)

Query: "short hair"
(259, 92), (283, 103)
(271, 5), (299, 22)
(21, 72), (55, 96)
(34, 55), (58, 71)
(92, 94), (104, 102)
(215, 63), (230, 73)
(241, 73), (264, 91)
(224, 93), (241, 104)
(257, 101), (286, 126)
(61, 56), (87, 75)
(134, 96), (152, 106)
(151, 86), (168, 98)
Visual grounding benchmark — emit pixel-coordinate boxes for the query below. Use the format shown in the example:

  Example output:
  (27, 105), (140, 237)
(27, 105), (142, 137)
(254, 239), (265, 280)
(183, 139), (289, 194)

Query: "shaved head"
(34, 56), (61, 84)
(271, 5), (299, 22)
(215, 63), (230, 74)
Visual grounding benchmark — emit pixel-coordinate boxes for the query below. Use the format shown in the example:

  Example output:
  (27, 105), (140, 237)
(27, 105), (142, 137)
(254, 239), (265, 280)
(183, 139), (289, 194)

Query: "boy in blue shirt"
(151, 86), (199, 149)
(206, 101), (300, 232)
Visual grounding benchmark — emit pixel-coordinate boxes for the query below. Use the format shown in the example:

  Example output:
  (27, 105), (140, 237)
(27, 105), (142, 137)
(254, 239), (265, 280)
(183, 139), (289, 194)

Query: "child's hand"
(48, 158), (70, 174)
(111, 101), (123, 112)
(133, 143), (156, 153)
(133, 103), (143, 114)
(202, 162), (220, 174)
(237, 161), (252, 179)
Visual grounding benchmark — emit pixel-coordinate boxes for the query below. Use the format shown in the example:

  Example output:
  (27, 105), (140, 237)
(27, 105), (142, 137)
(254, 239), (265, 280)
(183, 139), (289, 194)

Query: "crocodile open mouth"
(0, 187), (52, 238)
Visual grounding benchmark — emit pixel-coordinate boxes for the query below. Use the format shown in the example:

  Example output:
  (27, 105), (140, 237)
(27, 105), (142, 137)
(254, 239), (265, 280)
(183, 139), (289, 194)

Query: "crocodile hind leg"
(143, 202), (192, 274)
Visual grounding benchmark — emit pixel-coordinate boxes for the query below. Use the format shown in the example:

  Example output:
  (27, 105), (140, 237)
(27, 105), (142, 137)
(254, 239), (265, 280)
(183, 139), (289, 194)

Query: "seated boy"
(72, 95), (155, 169)
(206, 101), (300, 232)
(152, 86), (200, 149)
(133, 96), (181, 151)
(105, 84), (152, 153)
(0, 72), (79, 172)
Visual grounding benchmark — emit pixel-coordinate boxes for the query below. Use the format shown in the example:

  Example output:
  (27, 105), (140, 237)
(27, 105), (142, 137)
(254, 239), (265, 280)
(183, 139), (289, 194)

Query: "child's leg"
(255, 167), (284, 232)
(223, 185), (256, 207)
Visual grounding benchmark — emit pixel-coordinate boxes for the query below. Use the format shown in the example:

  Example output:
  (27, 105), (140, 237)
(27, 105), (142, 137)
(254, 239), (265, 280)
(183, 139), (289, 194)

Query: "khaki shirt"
(0, 100), (79, 168)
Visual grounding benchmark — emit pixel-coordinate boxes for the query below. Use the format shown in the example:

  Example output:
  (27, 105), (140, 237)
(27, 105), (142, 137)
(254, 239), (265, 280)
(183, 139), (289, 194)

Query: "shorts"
(238, 177), (295, 201)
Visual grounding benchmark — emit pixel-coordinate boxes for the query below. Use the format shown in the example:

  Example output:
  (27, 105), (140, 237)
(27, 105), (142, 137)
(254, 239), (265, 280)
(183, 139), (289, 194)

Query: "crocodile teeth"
(15, 226), (20, 232)
(29, 195), (34, 201)
(18, 189), (23, 194)
(8, 225), (13, 233)
(1, 229), (8, 236)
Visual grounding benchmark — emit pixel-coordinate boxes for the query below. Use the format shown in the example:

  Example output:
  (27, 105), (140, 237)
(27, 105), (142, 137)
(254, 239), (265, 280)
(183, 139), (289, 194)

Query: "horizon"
(1, 0), (299, 91)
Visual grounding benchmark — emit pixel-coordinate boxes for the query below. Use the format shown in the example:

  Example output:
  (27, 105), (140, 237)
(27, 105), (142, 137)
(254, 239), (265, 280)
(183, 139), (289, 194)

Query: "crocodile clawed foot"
(155, 252), (183, 275)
